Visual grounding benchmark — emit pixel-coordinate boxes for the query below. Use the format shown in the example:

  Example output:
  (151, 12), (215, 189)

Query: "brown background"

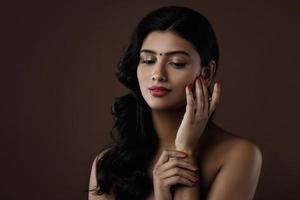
(1, 0), (299, 199)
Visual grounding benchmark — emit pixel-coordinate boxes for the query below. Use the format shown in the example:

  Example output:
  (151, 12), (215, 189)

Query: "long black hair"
(93, 5), (219, 200)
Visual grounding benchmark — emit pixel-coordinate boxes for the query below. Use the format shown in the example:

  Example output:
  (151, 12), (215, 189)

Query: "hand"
(152, 150), (199, 200)
(175, 75), (221, 152)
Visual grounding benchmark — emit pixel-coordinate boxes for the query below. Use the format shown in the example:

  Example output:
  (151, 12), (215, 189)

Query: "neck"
(151, 107), (186, 151)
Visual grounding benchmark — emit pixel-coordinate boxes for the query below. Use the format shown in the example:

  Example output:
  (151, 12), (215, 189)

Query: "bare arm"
(174, 139), (262, 200)
(88, 149), (114, 200)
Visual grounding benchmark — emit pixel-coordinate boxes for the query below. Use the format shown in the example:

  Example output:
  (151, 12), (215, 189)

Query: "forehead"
(140, 31), (198, 57)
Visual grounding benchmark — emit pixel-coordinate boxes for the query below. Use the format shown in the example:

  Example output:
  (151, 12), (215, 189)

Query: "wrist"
(175, 147), (197, 162)
(154, 188), (171, 200)
(175, 141), (199, 155)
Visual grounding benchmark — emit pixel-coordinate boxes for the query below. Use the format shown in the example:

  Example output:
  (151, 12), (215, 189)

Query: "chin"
(148, 103), (173, 111)
(145, 98), (186, 111)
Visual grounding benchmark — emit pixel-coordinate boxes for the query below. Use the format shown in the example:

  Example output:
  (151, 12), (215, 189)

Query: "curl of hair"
(94, 6), (219, 199)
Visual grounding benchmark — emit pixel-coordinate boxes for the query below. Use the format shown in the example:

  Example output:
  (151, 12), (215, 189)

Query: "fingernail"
(216, 80), (221, 87)
(198, 75), (203, 81)
(192, 177), (199, 182)
(179, 151), (188, 157)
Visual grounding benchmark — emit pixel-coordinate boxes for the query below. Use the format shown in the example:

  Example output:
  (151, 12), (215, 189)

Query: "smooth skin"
(88, 31), (262, 200)
(152, 150), (198, 199)
(152, 75), (219, 200)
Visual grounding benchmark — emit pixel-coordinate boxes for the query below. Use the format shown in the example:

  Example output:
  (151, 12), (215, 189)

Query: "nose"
(151, 59), (167, 82)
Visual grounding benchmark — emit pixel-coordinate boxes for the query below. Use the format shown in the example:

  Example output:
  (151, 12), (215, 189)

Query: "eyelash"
(140, 59), (187, 68)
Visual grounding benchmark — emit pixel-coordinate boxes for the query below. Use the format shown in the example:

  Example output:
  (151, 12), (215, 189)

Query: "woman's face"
(137, 31), (202, 111)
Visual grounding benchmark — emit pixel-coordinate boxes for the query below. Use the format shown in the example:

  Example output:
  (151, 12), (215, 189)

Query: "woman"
(88, 6), (262, 200)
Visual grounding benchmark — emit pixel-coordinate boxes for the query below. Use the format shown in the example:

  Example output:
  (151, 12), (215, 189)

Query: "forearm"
(173, 148), (200, 200)
(173, 183), (200, 200)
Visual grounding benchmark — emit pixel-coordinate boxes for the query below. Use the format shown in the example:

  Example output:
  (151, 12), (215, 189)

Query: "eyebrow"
(140, 49), (191, 57)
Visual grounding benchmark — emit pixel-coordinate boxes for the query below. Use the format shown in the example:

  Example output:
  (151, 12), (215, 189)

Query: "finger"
(200, 76), (210, 115)
(160, 167), (199, 182)
(209, 81), (221, 116)
(163, 175), (196, 187)
(185, 85), (196, 120)
(195, 76), (204, 116)
(159, 158), (198, 172)
(154, 150), (187, 169)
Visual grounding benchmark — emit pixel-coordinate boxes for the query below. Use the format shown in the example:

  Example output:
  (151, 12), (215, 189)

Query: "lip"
(148, 86), (171, 97)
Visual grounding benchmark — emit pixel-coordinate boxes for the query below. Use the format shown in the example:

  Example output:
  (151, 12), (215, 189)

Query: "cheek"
(137, 66), (143, 84)
(137, 66), (149, 89)
(137, 67), (140, 81)
(170, 73), (194, 89)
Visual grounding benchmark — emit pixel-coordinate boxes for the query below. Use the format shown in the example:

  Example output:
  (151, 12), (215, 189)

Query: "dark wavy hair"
(93, 5), (219, 200)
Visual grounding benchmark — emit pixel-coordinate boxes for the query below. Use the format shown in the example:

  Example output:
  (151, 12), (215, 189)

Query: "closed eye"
(141, 59), (155, 65)
(140, 59), (187, 69)
(170, 62), (187, 68)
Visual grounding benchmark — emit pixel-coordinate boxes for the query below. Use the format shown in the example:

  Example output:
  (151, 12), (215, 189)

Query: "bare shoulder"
(96, 148), (111, 161)
(228, 137), (262, 161)
(202, 123), (263, 199)
(88, 148), (114, 200)
(200, 122), (263, 174)
(212, 123), (263, 165)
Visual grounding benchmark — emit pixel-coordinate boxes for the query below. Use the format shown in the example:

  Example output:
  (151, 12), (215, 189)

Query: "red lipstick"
(148, 86), (171, 97)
